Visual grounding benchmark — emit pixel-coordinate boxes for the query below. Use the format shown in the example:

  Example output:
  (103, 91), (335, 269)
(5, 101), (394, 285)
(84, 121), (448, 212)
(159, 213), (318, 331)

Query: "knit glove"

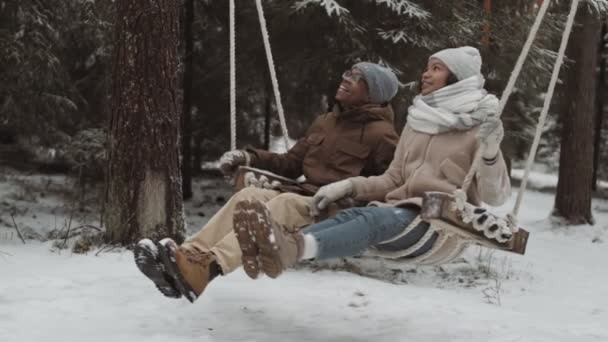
(244, 172), (282, 190)
(311, 179), (354, 216)
(477, 117), (504, 160)
(218, 150), (250, 176)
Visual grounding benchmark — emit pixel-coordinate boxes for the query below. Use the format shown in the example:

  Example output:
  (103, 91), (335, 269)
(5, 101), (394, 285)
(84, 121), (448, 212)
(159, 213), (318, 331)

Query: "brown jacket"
(247, 104), (399, 191)
(350, 124), (511, 207)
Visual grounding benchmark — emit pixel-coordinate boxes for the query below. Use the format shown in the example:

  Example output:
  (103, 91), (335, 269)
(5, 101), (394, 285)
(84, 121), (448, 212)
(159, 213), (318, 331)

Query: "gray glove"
(311, 179), (354, 216)
(477, 117), (504, 159)
(218, 150), (250, 176)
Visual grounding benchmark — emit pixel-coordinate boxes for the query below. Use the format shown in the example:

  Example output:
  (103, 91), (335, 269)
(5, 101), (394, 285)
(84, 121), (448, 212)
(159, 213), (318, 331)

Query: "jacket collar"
(333, 103), (395, 124)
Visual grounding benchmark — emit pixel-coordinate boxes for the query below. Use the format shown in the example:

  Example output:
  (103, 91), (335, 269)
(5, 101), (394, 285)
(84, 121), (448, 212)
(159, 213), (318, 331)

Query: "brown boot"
(233, 200), (267, 279)
(157, 239), (222, 303)
(234, 199), (304, 279)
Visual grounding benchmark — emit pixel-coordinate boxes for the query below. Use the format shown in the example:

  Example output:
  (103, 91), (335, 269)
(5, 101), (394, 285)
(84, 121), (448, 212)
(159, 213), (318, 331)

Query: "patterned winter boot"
(135, 238), (222, 302)
(134, 238), (181, 298)
(233, 199), (304, 279)
(156, 238), (223, 303)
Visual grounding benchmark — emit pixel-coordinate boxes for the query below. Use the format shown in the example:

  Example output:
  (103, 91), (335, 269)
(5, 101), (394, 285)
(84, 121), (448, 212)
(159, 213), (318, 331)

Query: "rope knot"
(506, 213), (519, 233)
(453, 189), (468, 212)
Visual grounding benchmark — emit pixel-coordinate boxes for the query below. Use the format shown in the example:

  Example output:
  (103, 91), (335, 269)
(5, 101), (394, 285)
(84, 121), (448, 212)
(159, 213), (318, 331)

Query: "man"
(134, 62), (400, 302)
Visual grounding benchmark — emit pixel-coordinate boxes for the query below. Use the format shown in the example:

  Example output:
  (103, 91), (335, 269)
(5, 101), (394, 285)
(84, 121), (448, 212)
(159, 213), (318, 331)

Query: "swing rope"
(229, 0), (237, 151)
(459, 0), (580, 228)
(229, 0), (291, 150)
(497, 0), (552, 116)
(512, 0), (580, 218)
(255, 0), (291, 149)
(460, 0), (552, 196)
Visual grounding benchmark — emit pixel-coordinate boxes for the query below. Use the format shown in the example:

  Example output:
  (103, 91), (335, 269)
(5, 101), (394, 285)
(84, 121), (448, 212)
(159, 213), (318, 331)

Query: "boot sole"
(234, 201), (262, 279)
(237, 200), (284, 279)
(156, 240), (198, 303)
(133, 239), (181, 298)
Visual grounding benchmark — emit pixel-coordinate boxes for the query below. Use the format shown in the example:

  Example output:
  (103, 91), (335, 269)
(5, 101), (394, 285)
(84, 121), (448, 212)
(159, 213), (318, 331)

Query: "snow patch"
(511, 168), (608, 191)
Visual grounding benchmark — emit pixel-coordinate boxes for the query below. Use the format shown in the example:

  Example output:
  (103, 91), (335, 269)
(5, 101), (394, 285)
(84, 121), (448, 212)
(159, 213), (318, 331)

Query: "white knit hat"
(431, 46), (482, 81)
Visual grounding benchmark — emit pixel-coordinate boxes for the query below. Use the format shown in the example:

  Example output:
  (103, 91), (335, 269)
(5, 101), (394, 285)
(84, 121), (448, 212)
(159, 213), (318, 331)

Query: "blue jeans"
(302, 207), (438, 260)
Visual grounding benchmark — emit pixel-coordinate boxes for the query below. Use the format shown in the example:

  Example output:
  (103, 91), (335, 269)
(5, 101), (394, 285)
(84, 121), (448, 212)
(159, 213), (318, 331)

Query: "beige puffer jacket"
(349, 124), (511, 264)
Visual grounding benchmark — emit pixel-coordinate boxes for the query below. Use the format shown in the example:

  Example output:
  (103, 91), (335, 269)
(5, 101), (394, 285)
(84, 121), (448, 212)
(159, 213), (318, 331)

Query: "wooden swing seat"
(234, 166), (300, 191)
(421, 191), (529, 255)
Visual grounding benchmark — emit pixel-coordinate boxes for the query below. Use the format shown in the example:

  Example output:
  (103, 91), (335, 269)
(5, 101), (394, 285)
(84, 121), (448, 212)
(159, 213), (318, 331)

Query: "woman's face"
(335, 68), (370, 107)
(420, 58), (451, 95)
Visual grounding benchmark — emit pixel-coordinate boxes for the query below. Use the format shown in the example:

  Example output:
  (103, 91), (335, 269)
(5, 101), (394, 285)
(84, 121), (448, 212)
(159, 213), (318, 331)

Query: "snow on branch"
(377, 28), (437, 48)
(294, 0), (350, 17)
(375, 0), (431, 19)
(586, 0), (608, 14)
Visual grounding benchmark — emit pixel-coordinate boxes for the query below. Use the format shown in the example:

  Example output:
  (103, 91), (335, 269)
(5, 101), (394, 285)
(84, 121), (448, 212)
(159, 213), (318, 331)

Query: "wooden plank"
(234, 166), (300, 191)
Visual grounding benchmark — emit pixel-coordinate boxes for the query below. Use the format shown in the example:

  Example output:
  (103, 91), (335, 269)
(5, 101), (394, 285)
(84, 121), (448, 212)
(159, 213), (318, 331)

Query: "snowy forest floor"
(1, 168), (607, 342)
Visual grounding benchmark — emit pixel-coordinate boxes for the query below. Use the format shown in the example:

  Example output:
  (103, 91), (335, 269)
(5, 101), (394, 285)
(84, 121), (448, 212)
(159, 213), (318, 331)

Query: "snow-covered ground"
(511, 168), (608, 192)
(1, 173), (607, 342)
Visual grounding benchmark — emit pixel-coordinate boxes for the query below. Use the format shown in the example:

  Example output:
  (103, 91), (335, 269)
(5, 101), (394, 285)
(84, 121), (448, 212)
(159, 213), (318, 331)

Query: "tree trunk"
(105, 0), (185, 244)
(553, 7), (600, 225)
(481, 0), (491, 48)
(592, 22), (607, 190)
(264, 75), (272, 150)
(181, 0), (194, 200)
(193, 132), (202, 175)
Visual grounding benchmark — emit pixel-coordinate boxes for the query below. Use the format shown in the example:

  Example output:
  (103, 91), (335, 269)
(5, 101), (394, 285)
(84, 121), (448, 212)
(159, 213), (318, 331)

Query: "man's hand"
(218, 150), (250, 176)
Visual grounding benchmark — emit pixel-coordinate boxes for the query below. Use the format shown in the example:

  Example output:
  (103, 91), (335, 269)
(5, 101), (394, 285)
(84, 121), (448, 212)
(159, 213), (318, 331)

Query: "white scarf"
(407, 75), (499, 135)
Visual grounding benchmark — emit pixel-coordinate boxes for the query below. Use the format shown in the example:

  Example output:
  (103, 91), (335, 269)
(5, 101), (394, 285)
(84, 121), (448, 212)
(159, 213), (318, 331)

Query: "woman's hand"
(477, 117), (504, 159)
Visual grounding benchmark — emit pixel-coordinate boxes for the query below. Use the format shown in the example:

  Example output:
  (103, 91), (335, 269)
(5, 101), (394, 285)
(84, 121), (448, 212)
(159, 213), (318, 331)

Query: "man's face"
(335, 68), (370, 107)
(421, 58), (451, 95)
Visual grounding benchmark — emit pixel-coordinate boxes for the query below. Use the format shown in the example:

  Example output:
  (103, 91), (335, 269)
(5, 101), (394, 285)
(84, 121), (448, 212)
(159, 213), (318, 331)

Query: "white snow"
(1, 175), (608, 342)
(0, 173), (98, 241)
(268, 135), (296, 153)
(295, 0), (351, 17)
(511, 168), (608, 191)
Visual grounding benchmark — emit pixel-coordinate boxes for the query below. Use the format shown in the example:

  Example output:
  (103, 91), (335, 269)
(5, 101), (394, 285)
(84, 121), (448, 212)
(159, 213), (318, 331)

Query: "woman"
(233, 46), (511, 279)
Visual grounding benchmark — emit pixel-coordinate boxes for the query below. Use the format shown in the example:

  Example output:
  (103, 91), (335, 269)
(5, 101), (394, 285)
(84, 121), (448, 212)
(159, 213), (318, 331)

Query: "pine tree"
(105, 0), (185, 244)
(181, 0), (195, 199)
(553, 3), (603, 225)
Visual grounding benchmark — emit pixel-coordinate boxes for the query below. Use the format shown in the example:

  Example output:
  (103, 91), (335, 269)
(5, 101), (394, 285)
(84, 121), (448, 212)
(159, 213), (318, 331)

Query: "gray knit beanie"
(431, 46), (482, 81)
(353, 62), (399, 104)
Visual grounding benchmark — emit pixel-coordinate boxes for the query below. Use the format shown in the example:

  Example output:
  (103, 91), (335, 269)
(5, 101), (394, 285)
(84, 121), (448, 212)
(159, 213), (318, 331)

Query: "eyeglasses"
(342, 70), (364, 83)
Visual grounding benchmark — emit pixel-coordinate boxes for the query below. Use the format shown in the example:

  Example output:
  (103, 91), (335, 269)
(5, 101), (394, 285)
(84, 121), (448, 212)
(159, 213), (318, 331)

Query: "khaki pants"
(181, 187), (314, 274)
